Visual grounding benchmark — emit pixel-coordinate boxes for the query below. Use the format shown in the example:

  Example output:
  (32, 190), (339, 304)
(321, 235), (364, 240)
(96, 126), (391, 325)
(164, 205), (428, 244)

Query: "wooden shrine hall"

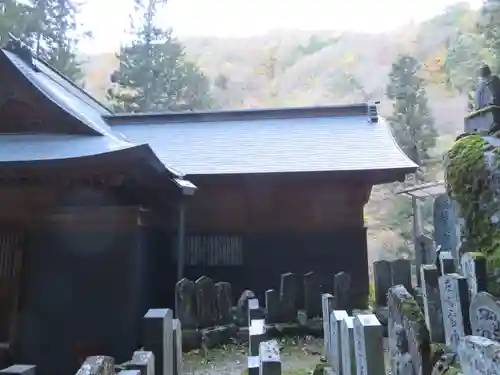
(0, 40), (417, 374)
(0, 41), (197, 374)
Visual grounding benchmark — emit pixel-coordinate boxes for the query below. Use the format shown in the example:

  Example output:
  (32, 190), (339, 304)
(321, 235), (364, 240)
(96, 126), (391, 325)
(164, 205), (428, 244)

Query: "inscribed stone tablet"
(438, 274), (471, 352)
(469, 291), (500, 342)
(433, 194), (459, 255)
(460, 252), (487, 300)
(458, 335), (500, 375)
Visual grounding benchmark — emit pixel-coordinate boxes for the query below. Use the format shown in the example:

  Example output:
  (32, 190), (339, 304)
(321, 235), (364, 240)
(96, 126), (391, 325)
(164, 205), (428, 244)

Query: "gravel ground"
(182, 337), (323, 375)
(182, 337), (391, 375)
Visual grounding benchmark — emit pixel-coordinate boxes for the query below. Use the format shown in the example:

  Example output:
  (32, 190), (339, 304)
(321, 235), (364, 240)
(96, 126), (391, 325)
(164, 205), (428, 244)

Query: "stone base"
(182, 329), (202, 352)
(312, 363), (328, 375)
(297, 310), (308, 326)
(373, 306), (389, 337)
(201, 325), (237, 349)
(182, 318), (325, 352)
(236, 326), (249, 342)
(304, 318), (323, 337)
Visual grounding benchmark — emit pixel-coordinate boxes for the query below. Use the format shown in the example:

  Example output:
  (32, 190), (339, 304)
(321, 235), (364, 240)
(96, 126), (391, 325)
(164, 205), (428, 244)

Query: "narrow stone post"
(143, 309), (174, 375)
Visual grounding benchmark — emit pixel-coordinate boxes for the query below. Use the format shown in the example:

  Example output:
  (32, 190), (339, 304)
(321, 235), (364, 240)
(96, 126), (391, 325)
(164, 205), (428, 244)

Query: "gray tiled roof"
(0, 134), (134, 162)
(2, 49), (124, 140)
(113, 115), (418, 176)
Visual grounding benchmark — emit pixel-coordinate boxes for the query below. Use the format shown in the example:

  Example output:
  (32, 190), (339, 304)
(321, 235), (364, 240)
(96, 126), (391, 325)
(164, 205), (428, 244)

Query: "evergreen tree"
(108, 0), (213, 113)
(384, 55), (438, 257)
(479, 0), (500, 70)
(26, 0), (84, 81)
(386, 54), (438, 176)
(442, 28), (494, 93)
(0, 0), (32, 46)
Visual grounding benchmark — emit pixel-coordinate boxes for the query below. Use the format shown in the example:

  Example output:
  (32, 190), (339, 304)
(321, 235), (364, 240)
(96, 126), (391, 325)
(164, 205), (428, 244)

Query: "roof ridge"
(105, 103), (373, 125)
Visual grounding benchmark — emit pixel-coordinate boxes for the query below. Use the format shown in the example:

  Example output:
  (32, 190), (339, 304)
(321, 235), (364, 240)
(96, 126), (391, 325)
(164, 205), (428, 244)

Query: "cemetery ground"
(182, 336), (391, 375)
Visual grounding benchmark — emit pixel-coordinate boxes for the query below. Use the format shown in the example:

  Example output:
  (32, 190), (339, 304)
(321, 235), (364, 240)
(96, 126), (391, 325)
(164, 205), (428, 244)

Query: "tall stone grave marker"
(175, 278), (197, 329)
(172, 320), (182, 375)
(238, 290), (256, 326)
(387, 285), (432, 375)
(433, 194), (456, 252)
(195, 276), (216, 328)
(458, 336), (500, 375)
(373, 260), (391, 306)
(460, 252), (487, 300)
(303, 271), (322, 318)
(353, 314), (384, 375)
(280, 272), (300, 321)
(248, 298), (267, 375)
(469, 291), (500, 342)
(391, 259), (412, 293)
(415, 235), (435, 286)
(333, 272), (351, 312)
(143, 308), (174, 375)
(321, 293), (335, 364)
(214, 281), (232, 325)
(438, 274), (471, 352)
(330, 310), (349, 375)
(433, 193), (462, 270)
(341, 316), (356, 375)
(421, 265), (445, 342)
(265, 289), (280, 324)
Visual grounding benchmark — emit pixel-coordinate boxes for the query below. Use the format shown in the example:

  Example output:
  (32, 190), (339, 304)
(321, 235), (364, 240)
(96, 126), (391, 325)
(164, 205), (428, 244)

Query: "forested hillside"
(82, 3), (480, 135)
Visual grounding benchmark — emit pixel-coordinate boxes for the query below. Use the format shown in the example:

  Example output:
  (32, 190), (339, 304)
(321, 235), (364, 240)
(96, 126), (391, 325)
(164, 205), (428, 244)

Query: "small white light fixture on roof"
(0, 4), (5, 14)
(174, 178), (197, 196)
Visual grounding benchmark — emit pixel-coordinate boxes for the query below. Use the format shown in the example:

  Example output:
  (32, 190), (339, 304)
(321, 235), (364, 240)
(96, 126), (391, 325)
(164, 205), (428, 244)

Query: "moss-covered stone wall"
(445, 134), (500, 292)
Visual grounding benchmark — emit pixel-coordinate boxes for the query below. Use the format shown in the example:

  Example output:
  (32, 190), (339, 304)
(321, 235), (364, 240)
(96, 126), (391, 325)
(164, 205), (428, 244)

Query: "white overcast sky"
(77, 0), (482, 53)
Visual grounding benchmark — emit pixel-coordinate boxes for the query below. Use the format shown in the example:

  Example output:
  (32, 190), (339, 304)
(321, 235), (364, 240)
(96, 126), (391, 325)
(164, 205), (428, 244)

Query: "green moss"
(367, 283), (376, 308)
(312, 363), (326, 375)
(446, 134), (500, 290)
(445, 363), (462, 375)
(399, 298), (425, 323)
(468, 251), (486, 260)
(430, 343), (447, 366)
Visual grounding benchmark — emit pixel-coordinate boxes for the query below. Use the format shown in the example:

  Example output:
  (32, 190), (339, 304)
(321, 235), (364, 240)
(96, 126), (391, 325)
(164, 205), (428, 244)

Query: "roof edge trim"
(104, 103), (373, 125)
(182, 166), (418, 179)
(134, 143), (184, 178)
(378, 116), (419, 169)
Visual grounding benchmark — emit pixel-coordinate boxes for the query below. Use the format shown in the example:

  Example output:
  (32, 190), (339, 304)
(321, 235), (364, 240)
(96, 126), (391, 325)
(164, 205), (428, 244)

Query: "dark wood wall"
(185, 174), (370, 233)
(167, 173), (373, 307)
(0, 183), (168, 375)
